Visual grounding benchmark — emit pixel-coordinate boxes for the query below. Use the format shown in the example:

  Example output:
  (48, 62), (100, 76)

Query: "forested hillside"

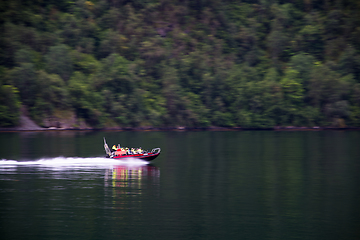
(1, 0), (360, 128)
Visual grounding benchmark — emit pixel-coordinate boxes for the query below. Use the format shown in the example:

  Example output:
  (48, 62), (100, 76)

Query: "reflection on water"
(105, 165), (160, 209)
(106, 165), (160, 188)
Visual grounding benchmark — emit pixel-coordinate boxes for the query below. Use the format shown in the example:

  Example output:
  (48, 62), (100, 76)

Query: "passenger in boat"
(120, 148), (126, 156)
(112, 145), (117, 152)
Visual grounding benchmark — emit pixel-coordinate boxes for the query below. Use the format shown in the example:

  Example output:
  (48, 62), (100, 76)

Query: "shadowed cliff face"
(17, 114), (43, 130)
(0, 107), (91, 131)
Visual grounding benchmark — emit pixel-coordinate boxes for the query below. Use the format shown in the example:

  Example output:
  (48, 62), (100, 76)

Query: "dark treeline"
(1, 0), (360, 128)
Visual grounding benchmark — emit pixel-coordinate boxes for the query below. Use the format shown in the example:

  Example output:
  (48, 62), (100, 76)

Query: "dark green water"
(0, 131), (359, 240)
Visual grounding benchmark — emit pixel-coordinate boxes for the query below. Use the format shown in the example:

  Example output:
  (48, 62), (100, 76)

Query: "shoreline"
(1, 125), (360, 132)
(2, 110), (359, 132)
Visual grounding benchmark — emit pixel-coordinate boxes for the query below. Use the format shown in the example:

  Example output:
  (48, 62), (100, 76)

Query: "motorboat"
(103, 138), (161, 161)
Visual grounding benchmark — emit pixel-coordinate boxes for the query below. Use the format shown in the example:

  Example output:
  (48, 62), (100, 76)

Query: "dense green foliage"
(1, 0), (360, 128)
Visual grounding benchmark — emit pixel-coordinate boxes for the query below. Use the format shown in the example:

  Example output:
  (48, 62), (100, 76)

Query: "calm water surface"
(0, 131), (359, 240)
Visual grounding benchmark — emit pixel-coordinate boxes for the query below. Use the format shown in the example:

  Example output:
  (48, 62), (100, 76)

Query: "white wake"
(0, 157), (149, 170)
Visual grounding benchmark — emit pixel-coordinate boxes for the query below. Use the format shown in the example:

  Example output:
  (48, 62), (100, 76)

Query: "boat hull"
(110, 152), (160, 161)
(103, 138), (160, 161)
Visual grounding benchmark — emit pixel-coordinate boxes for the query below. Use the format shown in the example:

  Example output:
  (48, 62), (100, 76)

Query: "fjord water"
(0, 131), (359, 240)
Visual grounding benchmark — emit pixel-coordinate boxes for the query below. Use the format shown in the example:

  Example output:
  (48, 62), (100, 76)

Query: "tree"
(45, 44), (73, 81)
(308, 63), (352, 124)
(279, 68), (305, 125)
(338, 45), (360, 82)
(10, 63), (37, 107)
(161, 65), (185, 125)
(0, 84), (21, 127)
(95, 53), (131, 92)
(289, 52), (315, 87)
(36, 71), (70, 110)
(296, 13), (324, 60)
(68, 71), (105, 127)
